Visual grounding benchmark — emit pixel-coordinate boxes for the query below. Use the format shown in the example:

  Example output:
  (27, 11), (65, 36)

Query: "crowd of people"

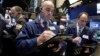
(0, 0), (98, 56)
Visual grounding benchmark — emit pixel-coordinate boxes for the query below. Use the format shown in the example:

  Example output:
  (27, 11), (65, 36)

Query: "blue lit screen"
(90, 22), (100, 30)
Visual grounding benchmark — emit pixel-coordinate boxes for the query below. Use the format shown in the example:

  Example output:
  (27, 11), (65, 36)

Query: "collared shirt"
(76, 23), (84, 36)
(38, 15), (50, 28)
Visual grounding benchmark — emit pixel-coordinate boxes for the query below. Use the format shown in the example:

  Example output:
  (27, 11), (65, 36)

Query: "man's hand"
(53, 44), (61, 52)
(37, 30), (56, 45)
(72, 37), (82, 45)
(47, 44), (61, 52)
(15, 24), (22, 30)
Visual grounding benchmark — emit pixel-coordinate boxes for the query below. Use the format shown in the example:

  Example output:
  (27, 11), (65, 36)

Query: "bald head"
(40, 1), (54, 20)
(78, 12), (88, 27)
(41, 1), (54, 9)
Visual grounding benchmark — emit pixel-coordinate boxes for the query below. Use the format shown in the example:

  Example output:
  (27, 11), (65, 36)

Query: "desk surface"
(93, 43), (100, 56)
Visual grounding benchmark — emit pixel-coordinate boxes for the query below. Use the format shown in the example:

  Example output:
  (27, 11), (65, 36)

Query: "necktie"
(77, 28), (81, 36)
(43, 21), (48, 30)
(79, 28), (81, 34)
(78, 27), (82, 36)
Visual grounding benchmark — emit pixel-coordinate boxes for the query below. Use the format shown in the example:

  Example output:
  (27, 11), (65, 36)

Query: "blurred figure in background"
(1, 6), (26, 56)
(6, 6), (26, 36)
(10, 6), (26, 30)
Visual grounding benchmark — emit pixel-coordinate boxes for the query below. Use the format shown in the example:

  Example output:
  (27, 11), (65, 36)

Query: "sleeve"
(65, 26), (73, 42)
(17, 18), (26, 26)
(89, 29), (97, 44)
(64, 26), (77, 47)
(16, 23), (39, 55)
(65, 25), (72, 34)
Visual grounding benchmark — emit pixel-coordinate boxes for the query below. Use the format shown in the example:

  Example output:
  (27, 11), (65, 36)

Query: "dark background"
(69, 2), (98, 19)
(2, 0), (30, 10)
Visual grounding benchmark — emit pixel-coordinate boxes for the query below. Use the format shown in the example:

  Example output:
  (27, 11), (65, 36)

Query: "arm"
(65, 25), (81, 46)
(65, 26), (74, 42)
(16, 23), (38, 55)
(16, 22), (56, 55)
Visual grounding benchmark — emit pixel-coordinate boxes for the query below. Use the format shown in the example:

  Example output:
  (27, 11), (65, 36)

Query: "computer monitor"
(97, 3), (100, 14)
(90, 21), (100, 30)
(90, 21), (100, 42)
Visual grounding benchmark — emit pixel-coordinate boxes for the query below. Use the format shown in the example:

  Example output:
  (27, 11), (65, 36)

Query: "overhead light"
(69, 0), (79, 5)
(70, 1), (82, 8)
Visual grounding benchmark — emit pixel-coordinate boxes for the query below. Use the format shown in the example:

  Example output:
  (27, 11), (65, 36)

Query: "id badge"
(49, 26), (56, 30)
(82, 35), (89, 39)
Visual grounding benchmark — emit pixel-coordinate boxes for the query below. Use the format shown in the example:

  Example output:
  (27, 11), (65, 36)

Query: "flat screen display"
(90, 22), (100, 30)
(97, 3), (100, 14)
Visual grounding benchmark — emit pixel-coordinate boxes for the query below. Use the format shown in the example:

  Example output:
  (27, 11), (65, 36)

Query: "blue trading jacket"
(16, 18), (60, 56)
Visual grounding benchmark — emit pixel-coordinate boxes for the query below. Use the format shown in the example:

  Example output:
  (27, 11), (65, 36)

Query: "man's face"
(10, 8), (18, 18)
(41, 4), (54, 20)
(78, 14), (88, 27)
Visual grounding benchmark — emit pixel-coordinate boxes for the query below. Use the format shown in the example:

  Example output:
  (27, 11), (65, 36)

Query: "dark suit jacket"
(65, 23), (97, 56)
(66, 23), (97, 45)
(16, 17), (60, 56)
